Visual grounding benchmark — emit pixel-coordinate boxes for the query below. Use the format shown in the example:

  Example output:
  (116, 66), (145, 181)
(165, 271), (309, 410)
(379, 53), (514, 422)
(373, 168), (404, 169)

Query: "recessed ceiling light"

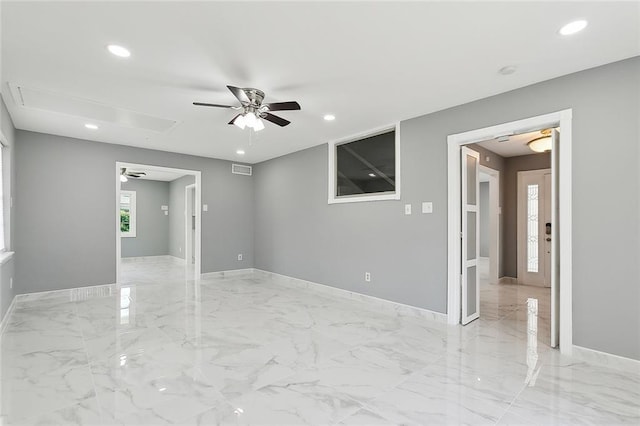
(323, 114), (336, 121)
(107, 44), (131, 58)
(559, 20), (588, 36)
(368, 173), (376, 177)
(236, 150), (245, 155)
(498, 66), (517, 76)
(85, 123), (98, 130)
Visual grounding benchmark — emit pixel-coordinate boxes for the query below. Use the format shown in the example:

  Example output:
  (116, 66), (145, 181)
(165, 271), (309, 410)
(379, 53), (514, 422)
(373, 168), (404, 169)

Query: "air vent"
(8, 83), (177, 133)
(232, 164), (252, 176)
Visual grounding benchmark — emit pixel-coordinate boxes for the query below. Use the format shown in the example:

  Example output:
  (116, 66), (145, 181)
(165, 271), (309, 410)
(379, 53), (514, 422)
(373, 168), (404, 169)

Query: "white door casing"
(550, 128), (560, 348)
(461, 146), (480, 325)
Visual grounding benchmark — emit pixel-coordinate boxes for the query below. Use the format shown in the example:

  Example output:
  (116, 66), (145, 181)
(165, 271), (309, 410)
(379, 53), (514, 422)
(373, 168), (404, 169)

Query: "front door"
(517, 168), (552, 287)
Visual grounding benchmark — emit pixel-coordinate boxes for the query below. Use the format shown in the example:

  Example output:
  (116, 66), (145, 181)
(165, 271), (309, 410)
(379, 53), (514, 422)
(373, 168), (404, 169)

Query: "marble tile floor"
(1, 260), (638, 425)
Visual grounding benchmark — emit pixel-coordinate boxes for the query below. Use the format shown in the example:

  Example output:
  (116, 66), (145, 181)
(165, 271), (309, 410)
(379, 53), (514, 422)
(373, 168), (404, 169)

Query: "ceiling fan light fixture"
(233, 114), (247, 130)
(253, 118), (265, 132)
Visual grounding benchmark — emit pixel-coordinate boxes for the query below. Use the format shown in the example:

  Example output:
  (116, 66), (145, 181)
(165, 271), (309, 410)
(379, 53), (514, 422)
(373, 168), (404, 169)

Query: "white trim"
(115, 162), (202, 283)
(120, 255), (183, 264)
(12, 282), (117, 306)
(328, 123), (401, 204)
(200, 268), (256, 279)
(447, 109), (573, 356)
(479, 165), (500, 285)
(0, 295), (17, 335)
(0, 250), (14, 265)
(498, 276), (517, 285)
(572, 345), (640, 374)
(119, 190), (137, 238)
(254, 269), (448, 324)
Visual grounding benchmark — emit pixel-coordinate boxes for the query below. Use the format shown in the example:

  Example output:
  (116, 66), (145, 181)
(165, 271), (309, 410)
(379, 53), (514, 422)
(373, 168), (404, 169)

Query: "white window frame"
(120, 190), (137, 238)
(0, 130), (7, 253)
(328, 123), (401, 204)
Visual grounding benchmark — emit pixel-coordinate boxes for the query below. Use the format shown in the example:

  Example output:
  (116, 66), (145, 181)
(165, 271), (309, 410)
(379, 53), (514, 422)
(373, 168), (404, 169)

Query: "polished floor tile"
(1, 257), (638, 425)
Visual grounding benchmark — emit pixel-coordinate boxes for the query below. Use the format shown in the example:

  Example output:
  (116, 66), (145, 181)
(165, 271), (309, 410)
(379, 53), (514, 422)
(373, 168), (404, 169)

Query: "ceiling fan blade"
(228, 114), (241, 125)
(193, 102), (235, 108)
(227, 86), (250, 104)
(262, 112), (291, 127)
(264, 101), (301, 111)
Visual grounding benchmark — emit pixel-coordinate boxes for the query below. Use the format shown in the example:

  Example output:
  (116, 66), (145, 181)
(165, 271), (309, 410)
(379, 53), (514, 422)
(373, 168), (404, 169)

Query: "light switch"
(404, 204), (412, 215)
(161, 205), (168, 211)
(422, 202), (433, 214)
(203, 204), (208, 212)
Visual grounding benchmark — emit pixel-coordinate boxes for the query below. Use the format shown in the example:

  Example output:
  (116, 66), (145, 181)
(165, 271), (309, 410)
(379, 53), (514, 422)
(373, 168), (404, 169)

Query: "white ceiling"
(2, 2), (638, 164)
(477, 130), (546, 157)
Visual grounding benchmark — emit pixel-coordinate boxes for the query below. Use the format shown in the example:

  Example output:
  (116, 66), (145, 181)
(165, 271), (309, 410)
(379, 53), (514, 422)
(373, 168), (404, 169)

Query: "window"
(526, 184), (539, 273)
(328, 125), (400, 204)
(120, 190), (136, 238)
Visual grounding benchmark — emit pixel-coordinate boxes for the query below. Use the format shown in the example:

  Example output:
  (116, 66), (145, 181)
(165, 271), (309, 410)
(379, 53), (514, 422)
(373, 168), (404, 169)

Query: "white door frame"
(185, 184), (196, 266)
(479, 165), (500, 285)
(516, 168), (551, 286)
(447, 109), (573, 355)
(115, 162), (202, 282)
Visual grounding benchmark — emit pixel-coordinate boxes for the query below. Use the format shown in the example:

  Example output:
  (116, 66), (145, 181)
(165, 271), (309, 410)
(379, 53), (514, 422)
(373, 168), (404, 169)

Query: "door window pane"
(467, 211), (476, 260)
(527, 184), (539, 272)
(467, 266), (477, 316)
(466, 155), (477, 205)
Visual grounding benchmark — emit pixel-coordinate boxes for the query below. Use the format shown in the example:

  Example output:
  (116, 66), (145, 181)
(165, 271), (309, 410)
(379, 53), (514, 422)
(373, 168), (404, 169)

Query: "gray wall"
(120, 179), (170, 258)
(502, 153), (551, 278)
(169, 175), (195, 259)
(254, 57), (640, 360)
(15, 131), (254, 294)
(0, 95), (16, 321)
(479, 182), (490, 258)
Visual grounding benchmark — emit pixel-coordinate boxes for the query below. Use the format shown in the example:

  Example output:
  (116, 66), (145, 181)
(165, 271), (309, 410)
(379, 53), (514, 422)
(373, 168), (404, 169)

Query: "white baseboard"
(200, 268), (256, 280)
(0, 295), (18, 335)
(15, 283), (117, 305)
(253, 269), (448, 324)
(498, 276), (517, 284)
(121, 255), (184, 264)
(572, 345), (640, 374)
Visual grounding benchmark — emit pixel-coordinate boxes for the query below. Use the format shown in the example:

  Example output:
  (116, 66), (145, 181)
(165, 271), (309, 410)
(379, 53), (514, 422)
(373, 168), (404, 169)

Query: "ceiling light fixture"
(324, 114), (336, 121)
(85, 123), (98, 130)
(559, 20), (588, 36)
(236, 150), (245, 155)
(527, 129), (553, 153)
(233, 112), (264, 132)
(107, 44), (131, 58)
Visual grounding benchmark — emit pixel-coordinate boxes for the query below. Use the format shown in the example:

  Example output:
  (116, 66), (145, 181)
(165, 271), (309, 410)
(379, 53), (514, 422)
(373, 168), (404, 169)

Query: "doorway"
(447, 110), (573, 355)
(115, 162), (202, 283)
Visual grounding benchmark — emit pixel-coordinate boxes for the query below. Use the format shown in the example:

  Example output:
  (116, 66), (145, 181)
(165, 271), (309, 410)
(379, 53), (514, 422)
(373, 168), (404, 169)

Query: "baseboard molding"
(15, 283), (117, 305)
(572, 345), (640, 373)
(253, 269), (448, 324)
(200, 268), (256, 280)
(498, 276), (517, 284)
(0, 295), (18, 335)
(121, 255), (184, 264)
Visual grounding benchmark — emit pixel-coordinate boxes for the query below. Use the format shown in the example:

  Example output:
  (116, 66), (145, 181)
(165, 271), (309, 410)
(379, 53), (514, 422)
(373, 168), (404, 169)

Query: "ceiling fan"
(120, 168), (146, 182)
(193, 85), (301, 131)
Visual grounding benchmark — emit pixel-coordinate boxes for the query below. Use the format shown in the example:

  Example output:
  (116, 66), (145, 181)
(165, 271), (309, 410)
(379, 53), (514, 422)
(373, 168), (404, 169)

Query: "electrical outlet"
(404, 204), (412, 215)
(9, 277), (13, 289)
(238, 254), (243, 261)
(365, 272), (371, 282)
